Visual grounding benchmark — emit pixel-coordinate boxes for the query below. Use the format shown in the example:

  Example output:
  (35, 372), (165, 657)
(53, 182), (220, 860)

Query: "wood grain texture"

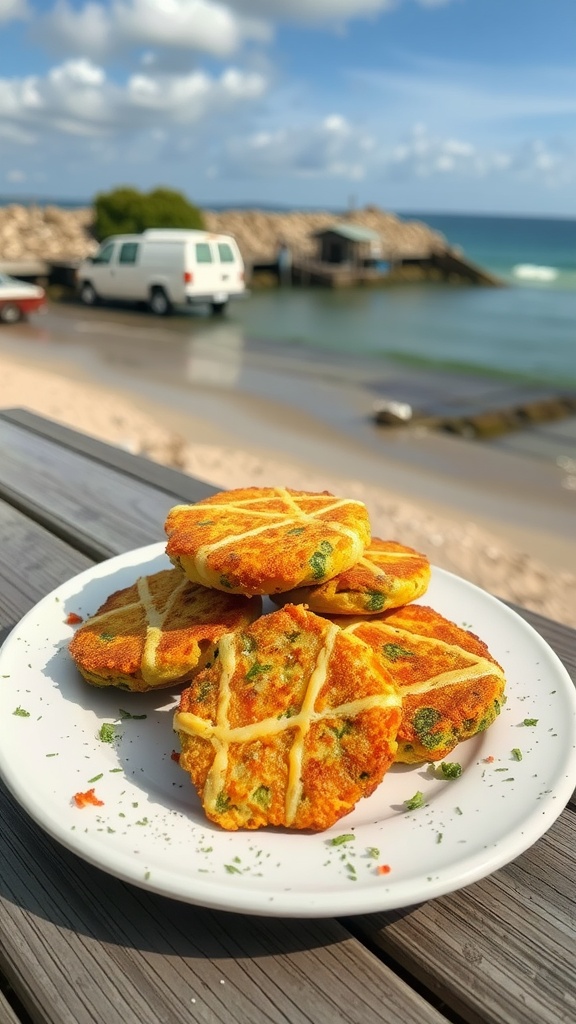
(0, 408), (216, 505)
(347, 811), (576, 1024)
(0, 985), (25, 1024)
(0, 418), (179, 559)
(1, 412), (575, 1024)
(0, 498), (450, 1024)
(0, 780), (450, 1024)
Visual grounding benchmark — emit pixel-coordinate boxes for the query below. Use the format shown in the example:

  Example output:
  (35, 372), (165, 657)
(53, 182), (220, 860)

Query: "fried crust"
(272, 538), (431, 615)
(68, 568), (262, 692)
(164, 486), (371, 596)
(174, 604), (402, 831)
(334, 604), (506, 763)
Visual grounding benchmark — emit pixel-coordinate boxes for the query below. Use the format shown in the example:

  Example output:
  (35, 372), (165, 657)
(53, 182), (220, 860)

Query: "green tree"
(93, 186), (205, 241)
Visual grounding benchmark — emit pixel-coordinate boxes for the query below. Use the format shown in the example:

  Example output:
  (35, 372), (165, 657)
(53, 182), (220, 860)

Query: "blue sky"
(0, 0), (575, 214)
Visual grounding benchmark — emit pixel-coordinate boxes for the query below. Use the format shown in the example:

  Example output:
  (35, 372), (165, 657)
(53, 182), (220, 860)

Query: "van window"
(119, 242), (139, 264)
(195, 243), (213, 263)
(93, 242), (115, 265)
(217, 243), (235, 263)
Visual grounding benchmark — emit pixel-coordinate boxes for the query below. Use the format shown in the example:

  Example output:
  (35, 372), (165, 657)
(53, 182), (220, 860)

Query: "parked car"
(0, 273), (46, 323)
(76, 229), (246, 316)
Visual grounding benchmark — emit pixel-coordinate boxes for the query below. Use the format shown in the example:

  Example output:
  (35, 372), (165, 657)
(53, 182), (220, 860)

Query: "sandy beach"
(1, 330), (575, 629)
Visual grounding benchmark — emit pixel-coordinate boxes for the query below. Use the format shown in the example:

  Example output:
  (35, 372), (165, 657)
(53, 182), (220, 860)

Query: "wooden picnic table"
(0, 407), (574, 1024)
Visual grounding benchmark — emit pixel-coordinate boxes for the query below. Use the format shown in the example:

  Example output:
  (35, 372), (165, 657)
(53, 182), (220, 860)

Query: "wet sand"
(1, 324), (575, 629)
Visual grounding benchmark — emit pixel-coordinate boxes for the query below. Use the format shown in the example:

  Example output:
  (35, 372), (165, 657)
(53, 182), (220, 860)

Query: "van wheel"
(0, 303), (22, 324)
(80, 282), (98, 306)
(211, 300), (228, 316)
(149, 288), (172, 316)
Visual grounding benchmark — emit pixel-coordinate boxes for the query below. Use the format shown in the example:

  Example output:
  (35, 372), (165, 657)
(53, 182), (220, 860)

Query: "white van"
(77, 228), (245, 315)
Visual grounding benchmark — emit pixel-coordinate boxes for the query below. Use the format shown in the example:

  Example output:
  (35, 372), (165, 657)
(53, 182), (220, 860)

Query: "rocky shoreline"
(0, 202), (447, 267)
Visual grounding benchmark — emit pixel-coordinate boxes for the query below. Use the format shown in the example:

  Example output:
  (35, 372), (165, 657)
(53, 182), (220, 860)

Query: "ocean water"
(402, 212), (576, 290)
(230, 213), (576, 388)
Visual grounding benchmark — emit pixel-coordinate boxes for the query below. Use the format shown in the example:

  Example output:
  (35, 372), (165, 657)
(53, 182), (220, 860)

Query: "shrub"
(93, 186), (205, 240)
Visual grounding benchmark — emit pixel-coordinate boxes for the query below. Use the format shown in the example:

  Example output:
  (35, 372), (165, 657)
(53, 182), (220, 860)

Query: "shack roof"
(312, 222), (381, 243)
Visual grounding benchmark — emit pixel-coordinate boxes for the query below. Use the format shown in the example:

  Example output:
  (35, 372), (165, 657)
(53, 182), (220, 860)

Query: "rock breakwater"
(0, 202), (447, 266)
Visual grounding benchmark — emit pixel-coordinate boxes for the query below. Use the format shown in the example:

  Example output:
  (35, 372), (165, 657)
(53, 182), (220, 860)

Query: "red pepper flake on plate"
(484, 755), (495, 763)
(73, 788), (104, 808)
(377, 864), (391, 875)
(65, 612), (84, 625)
(170, 750), (181, 764)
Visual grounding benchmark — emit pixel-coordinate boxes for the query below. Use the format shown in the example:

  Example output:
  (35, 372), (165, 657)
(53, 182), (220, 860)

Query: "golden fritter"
(164, 486), (371, 596)
(173, 604), (402, 831)
(335, 604), (506, 763)
(68, 568), (262, 692)
(272, 538), (431, 615)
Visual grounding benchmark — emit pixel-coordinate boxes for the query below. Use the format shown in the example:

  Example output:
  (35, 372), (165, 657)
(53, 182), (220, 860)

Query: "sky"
(0, 0), (575, 215)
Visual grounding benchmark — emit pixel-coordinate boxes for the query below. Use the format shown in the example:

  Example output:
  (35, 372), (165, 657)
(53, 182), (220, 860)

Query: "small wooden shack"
(313, 223), (382, 266)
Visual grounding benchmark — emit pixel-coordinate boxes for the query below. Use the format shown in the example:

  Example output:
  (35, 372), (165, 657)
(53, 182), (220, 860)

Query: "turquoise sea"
(230, 213), (576, 389)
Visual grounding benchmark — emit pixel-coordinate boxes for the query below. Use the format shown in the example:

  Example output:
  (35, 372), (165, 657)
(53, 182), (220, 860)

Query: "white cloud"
(0, 0), (28, 22)
(214, 116), (575, 191)
(227, 0), (453, 20)
(379, 124), (574, 187)
(219, 115), (374, 180)
(0, 59), (267, 141)
(39, 0), (266, 60)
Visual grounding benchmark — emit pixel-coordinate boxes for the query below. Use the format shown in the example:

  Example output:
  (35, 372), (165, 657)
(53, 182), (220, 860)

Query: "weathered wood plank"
(0, 985), (25, 1024)
(0, 499), (450, 1024)
(1, 413), (575, 1024)
(0, 407), (216, 504)
(0, 418), (180, 559)
(347, 810), (576, 1024)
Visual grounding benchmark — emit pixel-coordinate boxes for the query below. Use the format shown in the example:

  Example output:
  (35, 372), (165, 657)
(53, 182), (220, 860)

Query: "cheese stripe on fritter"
(175, 625), (400, 827)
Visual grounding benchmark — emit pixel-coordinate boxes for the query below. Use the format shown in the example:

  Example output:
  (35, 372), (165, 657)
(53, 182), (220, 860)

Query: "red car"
(0, 273), (47, 323)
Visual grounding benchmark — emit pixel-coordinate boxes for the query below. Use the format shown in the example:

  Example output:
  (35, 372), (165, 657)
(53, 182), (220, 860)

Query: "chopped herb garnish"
(245, 661), (272, 681)
(109, 768), (123, 773)
(286, 527), (305, 535)
(277, 706), (298, 719)
(224, 864), (242, 874)
(412, 707), (442, 749)
(219, 574), (233, 589)
(215, 791), (231, 813)
(144, 870), (151, 881)
(98, 723), (116, 743)
(329, 721), (353, 740)
(99, 632), (115, 641)
(309, 540), (333, 579)
(13, 706), (30, 717)
(252, 785), (271, 809)
(241, 634), (258, 654)
(455, 806), (463, 815)
(366, 847), (380, 859)
(440, 762), (462, 780)
(512, 748), (523, 761)
(286, 631), (301, 642)
(366, 591), (385, 612)
(87, 773), (103, 783)
(196, 520), (214, 527)
(382, 642), (414, 662)
(328, 833), (355, 846)
(523, 718), (538, 727)
(45, 753), (58, 757)
(119, 709), (147, 720)
(405, 790), (425, 811)
(436, 833), (443, 844)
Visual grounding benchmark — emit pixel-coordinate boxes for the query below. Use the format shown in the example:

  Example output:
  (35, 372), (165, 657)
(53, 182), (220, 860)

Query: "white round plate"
(1, 543), (575, 917)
